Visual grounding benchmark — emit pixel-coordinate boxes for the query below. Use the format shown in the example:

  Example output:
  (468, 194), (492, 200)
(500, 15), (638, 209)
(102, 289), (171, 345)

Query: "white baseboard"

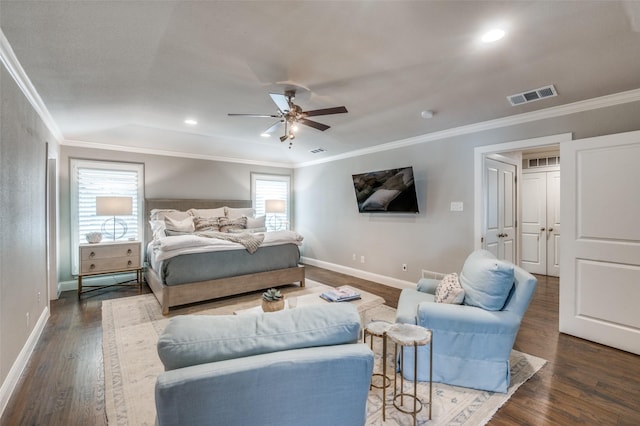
(0, 307), (50, 418)
(301, 257), (415, 290)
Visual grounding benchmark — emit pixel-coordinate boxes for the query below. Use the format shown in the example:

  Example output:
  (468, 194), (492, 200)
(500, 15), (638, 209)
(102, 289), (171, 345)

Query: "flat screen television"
(352, 166), (419, 213)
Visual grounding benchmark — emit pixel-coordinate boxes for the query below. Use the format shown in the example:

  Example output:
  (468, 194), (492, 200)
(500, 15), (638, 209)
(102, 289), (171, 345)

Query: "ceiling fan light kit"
(229, 89), (347, 149)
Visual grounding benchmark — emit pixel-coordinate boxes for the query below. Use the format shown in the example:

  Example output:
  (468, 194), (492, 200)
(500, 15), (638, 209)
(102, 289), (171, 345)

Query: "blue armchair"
(395, 250), (537, 393)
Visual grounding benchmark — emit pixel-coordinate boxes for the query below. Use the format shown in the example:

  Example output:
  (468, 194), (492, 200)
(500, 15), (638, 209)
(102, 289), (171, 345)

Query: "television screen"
(352, 166), (419, 213)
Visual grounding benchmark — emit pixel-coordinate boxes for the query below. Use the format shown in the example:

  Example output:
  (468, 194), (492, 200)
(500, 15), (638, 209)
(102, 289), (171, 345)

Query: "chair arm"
(416, 278), (439, 294)
(417, 302), (521, 335)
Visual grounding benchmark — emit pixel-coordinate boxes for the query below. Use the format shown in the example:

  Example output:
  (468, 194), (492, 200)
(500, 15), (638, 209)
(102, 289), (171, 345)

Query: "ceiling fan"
(228, 90), (348, 148)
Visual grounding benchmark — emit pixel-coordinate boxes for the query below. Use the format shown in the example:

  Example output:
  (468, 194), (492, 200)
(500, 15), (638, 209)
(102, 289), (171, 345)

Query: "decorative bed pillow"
(219, 216), (247, 233)
(187, 207), (226, 218)
(193, 216), (221, 232)
(459, 250), (515, 311)
(246, 215), (266, 229)
(434, 273), (465, 304)
(228, 227), (267, 234)
(150, 209), (190, 222)
(164, 216), (195, 233)
(227, 207), (255, 219)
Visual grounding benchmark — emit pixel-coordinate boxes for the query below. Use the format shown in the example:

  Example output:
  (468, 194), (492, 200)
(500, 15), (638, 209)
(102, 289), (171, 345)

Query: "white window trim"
(251, 173), (292, 231)
(70, 159), (144, 275)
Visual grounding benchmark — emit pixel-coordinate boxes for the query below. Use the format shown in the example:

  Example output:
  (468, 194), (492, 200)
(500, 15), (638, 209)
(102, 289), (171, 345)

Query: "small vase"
(262, 297), (285, 312)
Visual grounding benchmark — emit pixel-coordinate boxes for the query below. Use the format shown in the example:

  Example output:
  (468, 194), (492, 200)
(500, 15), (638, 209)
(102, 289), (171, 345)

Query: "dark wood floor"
(2, 265), (639, 425)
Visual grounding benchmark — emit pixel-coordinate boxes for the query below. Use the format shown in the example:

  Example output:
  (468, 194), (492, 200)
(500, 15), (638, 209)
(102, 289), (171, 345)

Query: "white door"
(520, 171), (560, 277)
(521, 172), (547, 274)
(546, 171), (560, 276)
(483, 158), (516, 262)
(560, 130), (640, 355)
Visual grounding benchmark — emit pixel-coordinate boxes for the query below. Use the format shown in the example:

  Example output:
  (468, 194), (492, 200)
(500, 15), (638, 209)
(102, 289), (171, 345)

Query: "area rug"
(102, 281), (546, 425)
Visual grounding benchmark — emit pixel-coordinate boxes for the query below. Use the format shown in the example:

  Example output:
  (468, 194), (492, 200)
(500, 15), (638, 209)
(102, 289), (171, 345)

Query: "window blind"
(251, 174), (291, 232)
(70, 159), (144, 275)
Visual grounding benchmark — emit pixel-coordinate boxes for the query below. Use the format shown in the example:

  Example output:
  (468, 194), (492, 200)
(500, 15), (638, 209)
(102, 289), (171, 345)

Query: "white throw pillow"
(165, 216), (195, 233)
(226, 207), (255, 219)
(246, 215), (266, 229)
(434, 273), (465, 304)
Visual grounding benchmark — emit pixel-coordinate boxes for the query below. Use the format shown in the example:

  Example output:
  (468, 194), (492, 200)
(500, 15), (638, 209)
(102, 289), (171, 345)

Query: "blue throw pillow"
(459, 250), (514, 311)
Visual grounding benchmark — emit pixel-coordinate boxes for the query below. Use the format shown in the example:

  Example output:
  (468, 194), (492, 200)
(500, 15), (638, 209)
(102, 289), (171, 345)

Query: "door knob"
(540, 227), (546, 231)
(548, 228), (554, 232)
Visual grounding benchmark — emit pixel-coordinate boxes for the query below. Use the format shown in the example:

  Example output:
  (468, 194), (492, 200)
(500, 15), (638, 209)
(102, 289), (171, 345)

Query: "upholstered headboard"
(144, 198), (252, 248)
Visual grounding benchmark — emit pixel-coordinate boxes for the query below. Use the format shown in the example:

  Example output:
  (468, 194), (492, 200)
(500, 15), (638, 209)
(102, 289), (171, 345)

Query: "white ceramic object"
(85, 232), (103, 243)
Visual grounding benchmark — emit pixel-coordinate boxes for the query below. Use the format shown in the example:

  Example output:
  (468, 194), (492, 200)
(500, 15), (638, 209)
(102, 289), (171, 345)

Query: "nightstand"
(78, 240), (143, 297)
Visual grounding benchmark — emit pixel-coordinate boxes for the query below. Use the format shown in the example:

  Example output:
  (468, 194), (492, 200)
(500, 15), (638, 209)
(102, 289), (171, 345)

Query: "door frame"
(474, 133), (572, 257)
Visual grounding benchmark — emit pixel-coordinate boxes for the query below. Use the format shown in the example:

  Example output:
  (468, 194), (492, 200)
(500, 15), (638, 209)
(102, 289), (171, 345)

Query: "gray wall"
(295, 100), (640, 283)
(0, 65), (51, 387)
(57, 146), (292, 282)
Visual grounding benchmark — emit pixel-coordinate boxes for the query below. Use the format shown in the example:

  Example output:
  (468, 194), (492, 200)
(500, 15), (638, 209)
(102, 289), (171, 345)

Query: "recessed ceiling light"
(260, 133), (271, 138)
(184, 118), (197, 125)
(481, 29), (505, 43)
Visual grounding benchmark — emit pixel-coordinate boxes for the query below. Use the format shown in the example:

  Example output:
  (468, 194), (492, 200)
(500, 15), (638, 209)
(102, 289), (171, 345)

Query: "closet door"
(521, 170), (560, 277)
(521, 172), (547, 274)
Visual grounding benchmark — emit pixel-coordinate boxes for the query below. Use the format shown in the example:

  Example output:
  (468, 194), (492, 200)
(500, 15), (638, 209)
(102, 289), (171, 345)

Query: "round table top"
(364, 320), (392, 337)
(387, 323), (431, 346)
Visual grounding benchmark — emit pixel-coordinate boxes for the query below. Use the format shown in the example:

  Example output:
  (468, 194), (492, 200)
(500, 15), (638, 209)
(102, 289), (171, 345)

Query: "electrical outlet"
(352, 253), (356, 261)
(450, 201), (464, 212)
(360, 255), (365, 264)
(402, 264), (408, 272)
(26, 312), (30, 329)
(37, 292), (41, 304)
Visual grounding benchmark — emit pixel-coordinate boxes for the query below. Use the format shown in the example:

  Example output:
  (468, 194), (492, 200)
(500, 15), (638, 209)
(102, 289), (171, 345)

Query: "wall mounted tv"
(352, 166), (419, 213)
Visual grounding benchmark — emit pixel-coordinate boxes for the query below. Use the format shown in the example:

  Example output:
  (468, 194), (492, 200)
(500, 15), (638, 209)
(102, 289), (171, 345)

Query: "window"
(251, 173), (291, 231)
(70, 159), (144, 275)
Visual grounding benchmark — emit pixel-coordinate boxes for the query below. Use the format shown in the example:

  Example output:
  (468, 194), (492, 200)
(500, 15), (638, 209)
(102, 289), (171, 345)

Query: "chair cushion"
(157, 303), (361, 371)
(434, 273), (465, 304)
(459, 250), (514, 311)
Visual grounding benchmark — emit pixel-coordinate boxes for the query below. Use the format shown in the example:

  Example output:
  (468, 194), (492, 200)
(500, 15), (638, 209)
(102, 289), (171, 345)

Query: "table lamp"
(96, 196), (133, 240)
(265, 199), (286, 231)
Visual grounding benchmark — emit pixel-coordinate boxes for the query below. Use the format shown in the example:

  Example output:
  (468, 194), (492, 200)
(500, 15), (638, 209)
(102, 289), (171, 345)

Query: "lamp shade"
(96, 196), (133, 216)
(265, 199), (286, 214)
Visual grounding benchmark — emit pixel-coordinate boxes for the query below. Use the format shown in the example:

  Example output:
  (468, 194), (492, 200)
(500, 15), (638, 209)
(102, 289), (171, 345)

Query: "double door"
(521, 171), (560, 277)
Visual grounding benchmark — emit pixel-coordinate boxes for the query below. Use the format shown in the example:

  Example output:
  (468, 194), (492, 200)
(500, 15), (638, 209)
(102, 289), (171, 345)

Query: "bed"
(144, 198), (305, 314)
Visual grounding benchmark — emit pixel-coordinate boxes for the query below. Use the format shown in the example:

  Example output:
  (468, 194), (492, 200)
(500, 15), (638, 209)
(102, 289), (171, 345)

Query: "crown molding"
(0, 29), (63, 142)
(61, 139), (294, 168)
(295, 88), (640, 168)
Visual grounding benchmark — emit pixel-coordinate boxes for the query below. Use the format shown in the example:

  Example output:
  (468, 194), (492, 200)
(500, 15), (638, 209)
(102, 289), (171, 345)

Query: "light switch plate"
(450, 201), (464, 212)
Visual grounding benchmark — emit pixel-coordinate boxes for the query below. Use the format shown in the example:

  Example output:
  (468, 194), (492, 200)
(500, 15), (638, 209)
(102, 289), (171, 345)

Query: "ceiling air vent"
(309, 147), (327, 154)
(507, 85), (558, 106)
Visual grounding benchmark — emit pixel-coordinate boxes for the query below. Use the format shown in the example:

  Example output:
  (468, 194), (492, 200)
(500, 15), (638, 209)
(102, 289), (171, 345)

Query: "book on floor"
(320, 286), (361, 302)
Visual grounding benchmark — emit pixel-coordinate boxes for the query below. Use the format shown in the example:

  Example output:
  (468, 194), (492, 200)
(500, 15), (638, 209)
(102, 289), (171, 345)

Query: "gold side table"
(363, 320), (393, 421)
(387, 323), (432, 425)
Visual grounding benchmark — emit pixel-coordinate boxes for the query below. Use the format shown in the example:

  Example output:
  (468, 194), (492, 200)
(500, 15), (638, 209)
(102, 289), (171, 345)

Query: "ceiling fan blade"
(299, 118), (330, 131)
(303, 106), (348, 117)
(228, 113), (281, 118)
(269, 93), (291, 113)
(262, 121), (283, 134)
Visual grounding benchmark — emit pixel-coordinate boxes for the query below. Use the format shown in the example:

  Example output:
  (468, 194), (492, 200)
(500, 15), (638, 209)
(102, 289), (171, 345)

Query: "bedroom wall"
(0, 62), (51, 400)
(295, 100), (640, 286)
(57, 146), (292, 282)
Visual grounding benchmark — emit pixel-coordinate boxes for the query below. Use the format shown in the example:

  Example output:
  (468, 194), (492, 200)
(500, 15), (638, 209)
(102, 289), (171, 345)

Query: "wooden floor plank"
(2, 266), (639, 425)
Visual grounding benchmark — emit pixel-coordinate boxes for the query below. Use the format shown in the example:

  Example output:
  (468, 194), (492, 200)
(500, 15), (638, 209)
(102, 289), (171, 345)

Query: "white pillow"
(149, 220), (167, 240)
(187, 207), (226, 218)
(150, 209), (190, 221)
(165, 216), (195, 233)
(434, 273), (465, 304)
(226, 207), (255, 219)
(246, 215), (266, 229)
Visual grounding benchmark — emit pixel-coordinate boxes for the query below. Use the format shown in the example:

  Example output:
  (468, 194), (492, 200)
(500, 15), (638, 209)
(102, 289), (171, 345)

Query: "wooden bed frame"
(144, 198), (305, 315)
